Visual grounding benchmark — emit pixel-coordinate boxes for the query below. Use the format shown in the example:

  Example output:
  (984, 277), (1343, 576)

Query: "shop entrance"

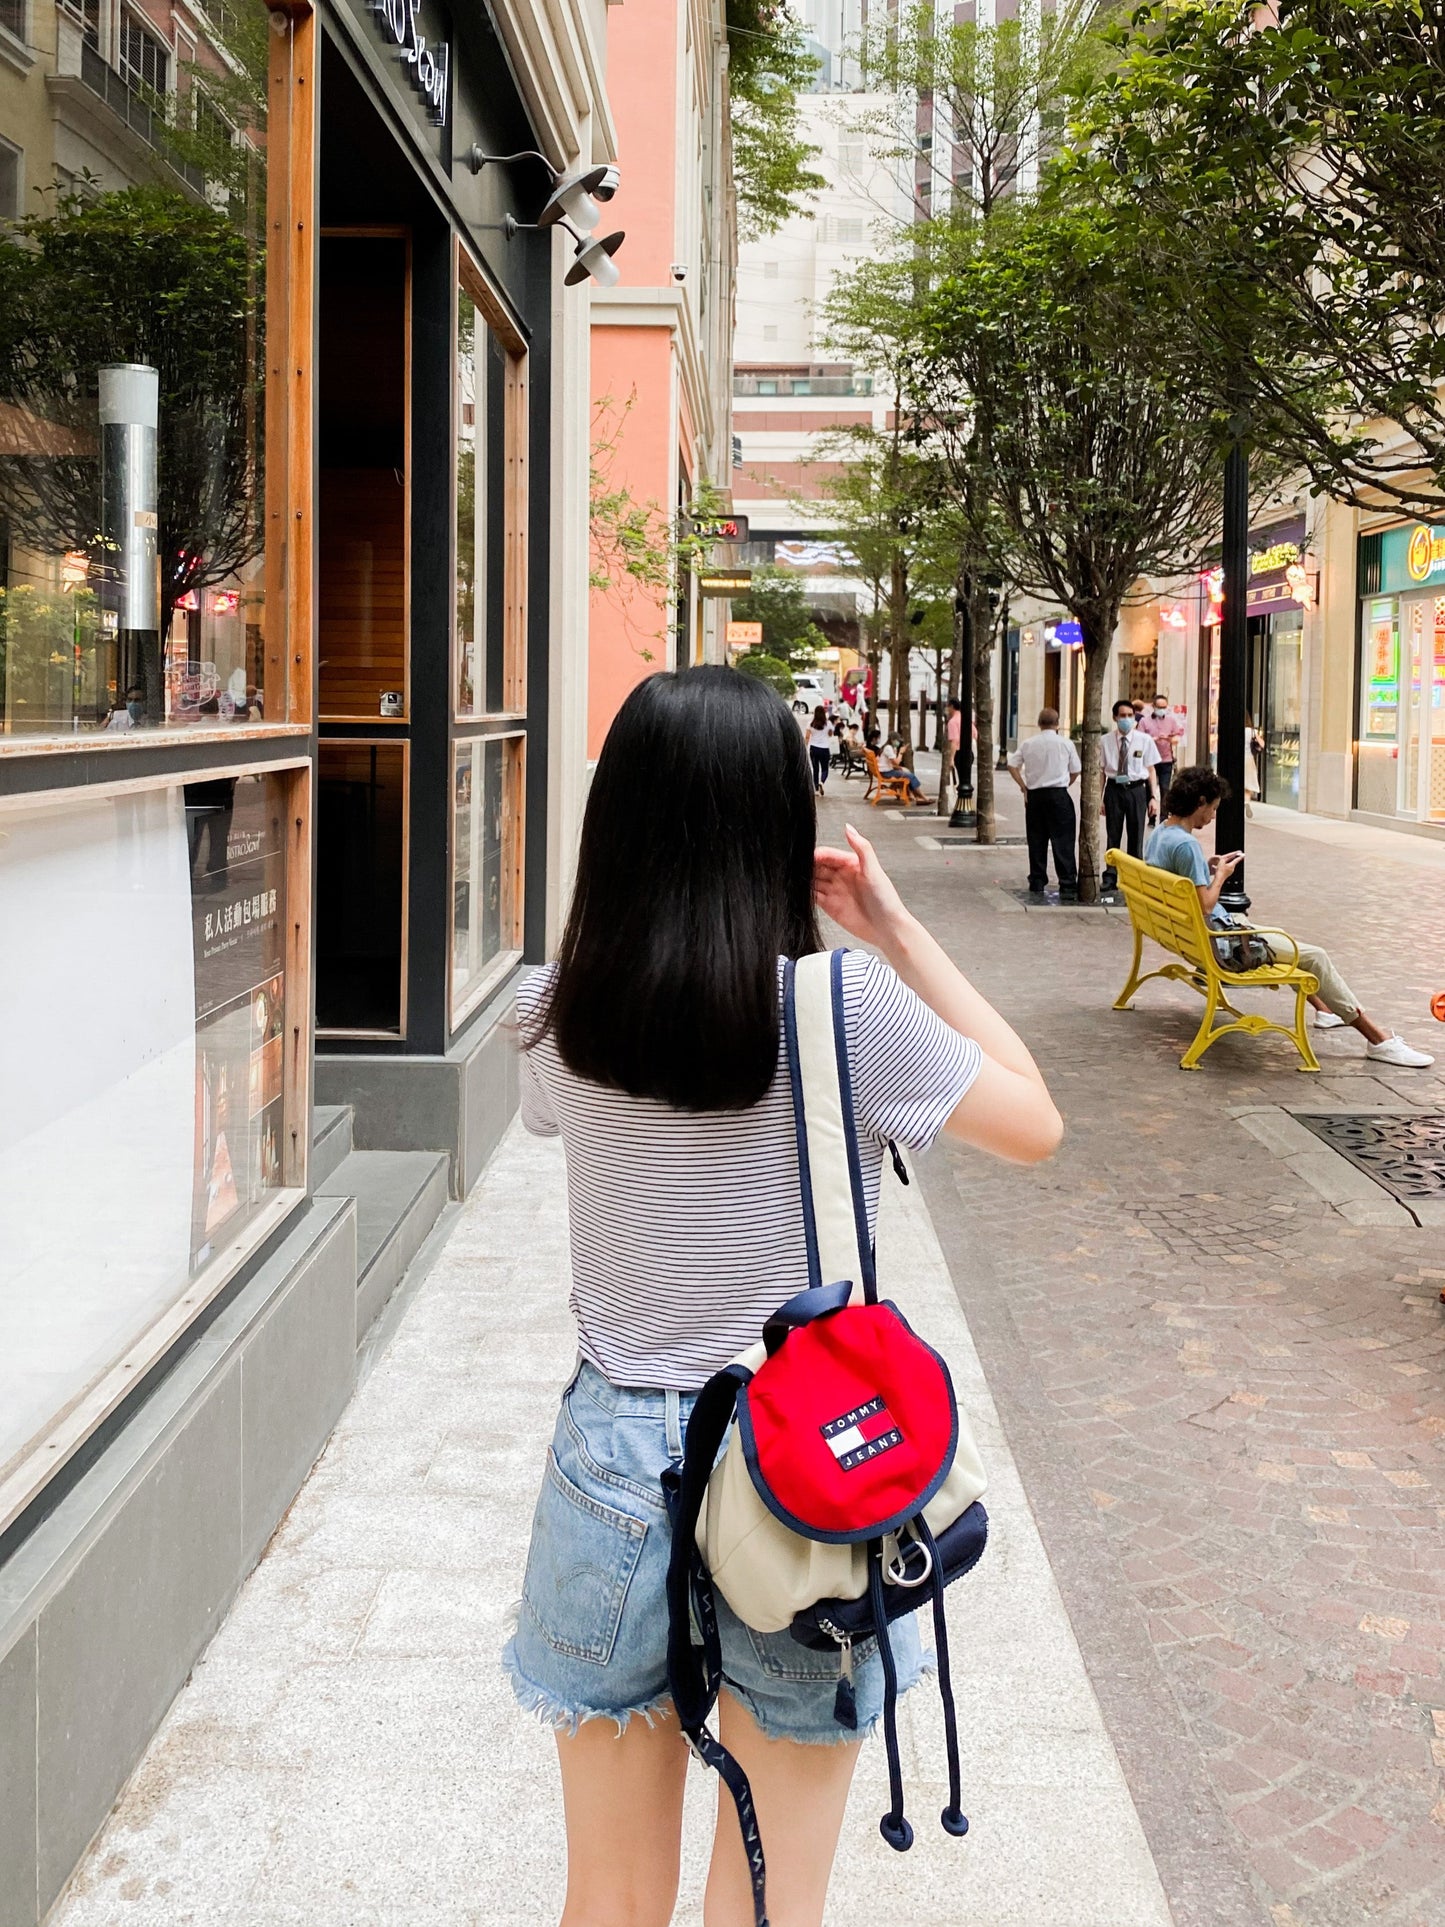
(1245, 611), (1303, 809)
(315, 230), (411, 1034)
(1400, 593), (1445, 821)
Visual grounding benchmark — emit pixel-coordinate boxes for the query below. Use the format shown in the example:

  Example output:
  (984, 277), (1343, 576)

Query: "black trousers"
(809, 745), (830, 791)
(1024, 786), (1077, 893)
(1102, 779), (1149, 890)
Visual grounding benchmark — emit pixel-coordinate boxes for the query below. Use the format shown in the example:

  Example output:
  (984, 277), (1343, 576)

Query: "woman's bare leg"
(555, 1710), (689, 1927)
(703, 1692), (861, 1927)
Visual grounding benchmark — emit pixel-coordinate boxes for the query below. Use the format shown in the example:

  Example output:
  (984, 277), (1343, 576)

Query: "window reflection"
(0, 0), (276, 737)
(452, 735), (521, 1022)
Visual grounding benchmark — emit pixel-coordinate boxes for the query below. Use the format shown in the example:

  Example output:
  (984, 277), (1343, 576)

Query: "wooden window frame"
(1, 0), (315, 751)
(0, 754), (312, 1538)
(314, 736), (412, 1041)
(448, 728), (526, 1031)
(317, 225), (413, 728)
(454, 240), (528, 725)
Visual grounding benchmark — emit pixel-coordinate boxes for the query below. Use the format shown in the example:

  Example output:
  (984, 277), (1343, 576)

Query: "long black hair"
(534, 665), (820, 1109)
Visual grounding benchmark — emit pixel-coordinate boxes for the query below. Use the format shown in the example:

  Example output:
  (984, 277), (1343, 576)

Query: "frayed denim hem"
(501, 1637), (675, 1740)
(718, 1647), (937, 1749)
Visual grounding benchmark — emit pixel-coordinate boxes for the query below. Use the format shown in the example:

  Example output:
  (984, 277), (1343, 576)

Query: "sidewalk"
(50, 1125), (1174, 1927)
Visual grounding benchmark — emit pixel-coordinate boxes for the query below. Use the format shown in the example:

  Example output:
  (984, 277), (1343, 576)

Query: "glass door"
(1423, 597), (1445, 822)
(1264, 611), (1303, 808)
(1401, 598), (1427, 816)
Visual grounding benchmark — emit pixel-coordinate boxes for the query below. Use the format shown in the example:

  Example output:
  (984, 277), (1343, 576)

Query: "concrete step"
(315, 1149), (450, 1342)
(311, 1104), (355, 1187)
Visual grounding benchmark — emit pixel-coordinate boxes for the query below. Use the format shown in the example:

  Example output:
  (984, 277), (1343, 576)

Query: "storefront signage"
(726, 621), (763, 645)
(1407, 524), (1445, 582)
(1045, 619), (1082, 648)
(699, 571), (752, 597)
(369, 0), (450, 126)
(1373, 522), (1445, 594)
(690, 514), (749, 542)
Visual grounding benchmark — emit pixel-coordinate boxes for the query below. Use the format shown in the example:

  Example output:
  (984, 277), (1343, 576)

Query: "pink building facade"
(587, 0), (736, 757)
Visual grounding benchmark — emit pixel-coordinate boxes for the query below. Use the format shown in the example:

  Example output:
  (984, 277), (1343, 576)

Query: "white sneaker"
(1312, 1010), (1346, 1030)
(1366, 1034), (1436, 1068)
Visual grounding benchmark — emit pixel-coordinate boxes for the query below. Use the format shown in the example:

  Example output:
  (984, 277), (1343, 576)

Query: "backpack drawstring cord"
(916, 1515), (969, 1837)
(869, 1543), (913, 1852)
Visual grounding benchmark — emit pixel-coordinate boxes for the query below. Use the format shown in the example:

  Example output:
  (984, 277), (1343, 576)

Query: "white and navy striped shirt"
(517, 951), (982, 1390)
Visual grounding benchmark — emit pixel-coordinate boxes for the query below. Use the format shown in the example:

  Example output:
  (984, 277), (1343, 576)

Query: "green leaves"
(726, 3), (825, 238)
(1073, 0), (1445, 514)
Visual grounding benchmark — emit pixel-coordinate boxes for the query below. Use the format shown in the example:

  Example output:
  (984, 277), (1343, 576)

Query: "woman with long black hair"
(807, 702), (833, 795)
(506, 665), (1060, 1927)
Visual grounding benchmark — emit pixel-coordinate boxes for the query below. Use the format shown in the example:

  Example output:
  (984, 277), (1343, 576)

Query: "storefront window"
(452, 734), (523, 1022)
(0, 0), (287, 740)
(1264, 610), (1302, 808)
(0, 767), (301, 1525)
(455, 251), (526, 718)
(1356, 597), (1400, 816)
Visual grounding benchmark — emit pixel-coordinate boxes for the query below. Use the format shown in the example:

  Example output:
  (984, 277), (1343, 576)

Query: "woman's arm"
(813, 826), (1062, 1165)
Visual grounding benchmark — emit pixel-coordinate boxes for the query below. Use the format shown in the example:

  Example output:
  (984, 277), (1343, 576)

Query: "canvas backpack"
(663, 950), (990, 1927)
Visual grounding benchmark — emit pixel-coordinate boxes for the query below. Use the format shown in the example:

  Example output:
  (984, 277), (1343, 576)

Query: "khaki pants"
(1292, 941), (1360, 1023)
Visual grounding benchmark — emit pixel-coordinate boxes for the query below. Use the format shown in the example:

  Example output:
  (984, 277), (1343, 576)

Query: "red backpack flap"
(736, 1300), (958, 1542)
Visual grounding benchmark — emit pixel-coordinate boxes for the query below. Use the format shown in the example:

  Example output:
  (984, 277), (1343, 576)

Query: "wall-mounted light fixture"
(467, 148), (626, 286)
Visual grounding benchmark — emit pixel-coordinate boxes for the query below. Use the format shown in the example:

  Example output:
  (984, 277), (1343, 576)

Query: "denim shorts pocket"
(744, 1624), (877, 1684)
(520, 1450), (648, 1665)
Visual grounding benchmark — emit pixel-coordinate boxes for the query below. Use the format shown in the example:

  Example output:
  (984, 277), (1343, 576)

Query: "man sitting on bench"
(1145, 767), (1433, 1068)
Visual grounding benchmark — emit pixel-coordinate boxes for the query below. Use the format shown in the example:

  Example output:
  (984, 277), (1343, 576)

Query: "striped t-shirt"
(517, 950), (982, 1390)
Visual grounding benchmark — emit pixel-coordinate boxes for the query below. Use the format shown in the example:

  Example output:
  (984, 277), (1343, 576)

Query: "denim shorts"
(503, 1361), (926, 1745)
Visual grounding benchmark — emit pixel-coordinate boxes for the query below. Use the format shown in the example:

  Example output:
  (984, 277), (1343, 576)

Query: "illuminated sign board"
(369, 0), (450, 126)
(689, 514), (750, 542)
(699, 571), (753, 597)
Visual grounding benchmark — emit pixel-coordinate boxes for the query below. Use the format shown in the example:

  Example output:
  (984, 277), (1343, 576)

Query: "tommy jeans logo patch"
(821, 1396), (904, 1472)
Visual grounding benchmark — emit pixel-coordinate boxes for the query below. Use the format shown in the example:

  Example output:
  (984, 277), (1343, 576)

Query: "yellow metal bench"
(1106, 848), (1322, 1072)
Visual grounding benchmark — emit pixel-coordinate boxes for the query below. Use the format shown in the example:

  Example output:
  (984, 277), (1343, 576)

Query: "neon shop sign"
(369, 0), (450, 126)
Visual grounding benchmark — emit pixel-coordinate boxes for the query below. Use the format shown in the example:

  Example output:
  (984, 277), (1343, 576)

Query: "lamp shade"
(565, 229), (625, 287)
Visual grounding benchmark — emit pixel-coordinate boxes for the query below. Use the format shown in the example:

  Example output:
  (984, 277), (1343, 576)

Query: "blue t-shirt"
(1145, 823), (1233, 927)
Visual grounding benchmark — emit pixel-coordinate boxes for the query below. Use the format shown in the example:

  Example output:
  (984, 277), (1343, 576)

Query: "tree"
(0, 186), (262, 705)
(852, 0), (1111, 224)
(1070, 0), (1445, 517)
(727, 1), (827, 238)
(822, 248), (1014, 832)
(919, 205), (1237, 898)
(727, 565), (826, 666)
(735, 650), (796, 698)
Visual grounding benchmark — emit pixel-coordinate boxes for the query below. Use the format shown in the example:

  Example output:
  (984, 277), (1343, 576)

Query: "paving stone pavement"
(47, 1126), (1174, 1926)
(855, 774), (1445, 1927)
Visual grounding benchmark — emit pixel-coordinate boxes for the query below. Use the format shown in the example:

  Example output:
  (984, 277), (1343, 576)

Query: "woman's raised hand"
(813, 825), (912, 950)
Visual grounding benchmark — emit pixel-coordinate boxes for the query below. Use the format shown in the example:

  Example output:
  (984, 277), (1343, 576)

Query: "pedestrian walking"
(1244, 712), (1263, 816)
(807, 704), (833, 795)
(1138, 694), (1184, 803)
(507, 665), (1061, 1927)
(1100, 700), (1161, 897)
(1146, 767), (1433, 1067)
(1006, 706), (1081, 901)
(946, 697), (963, 799)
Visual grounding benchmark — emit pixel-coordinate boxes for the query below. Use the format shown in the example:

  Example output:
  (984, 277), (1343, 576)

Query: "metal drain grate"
(934, 834), (1027, 848)
(1292, 1112), (1445, 1202)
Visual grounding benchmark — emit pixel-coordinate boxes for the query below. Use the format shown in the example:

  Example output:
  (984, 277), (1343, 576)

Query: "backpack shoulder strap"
(785, 950), (875, 1301)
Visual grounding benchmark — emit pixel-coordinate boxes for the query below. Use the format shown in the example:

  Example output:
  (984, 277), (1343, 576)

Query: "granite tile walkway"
(48, 1123), (1175, 1927)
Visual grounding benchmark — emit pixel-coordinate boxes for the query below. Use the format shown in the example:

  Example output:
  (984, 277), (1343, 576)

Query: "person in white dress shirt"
(1100, 700), (1161, 896)
(1006, 707), (1081, 900)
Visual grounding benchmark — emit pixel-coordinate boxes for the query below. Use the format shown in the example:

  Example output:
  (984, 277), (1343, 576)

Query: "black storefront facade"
(0, 4), (586, 1917)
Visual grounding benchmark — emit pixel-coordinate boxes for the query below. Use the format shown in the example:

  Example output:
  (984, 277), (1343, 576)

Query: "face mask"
(1153, 704), (1167, 715)
(126, 701), (144, 724)
(1117, 716), (1134, 734)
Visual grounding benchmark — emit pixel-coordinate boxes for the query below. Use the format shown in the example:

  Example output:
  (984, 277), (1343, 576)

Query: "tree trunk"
(1075, 618), (1115, 904)
(888, 545), (910, 743)
(940, 601), (963, 813)
(972, 591), (996, 845)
